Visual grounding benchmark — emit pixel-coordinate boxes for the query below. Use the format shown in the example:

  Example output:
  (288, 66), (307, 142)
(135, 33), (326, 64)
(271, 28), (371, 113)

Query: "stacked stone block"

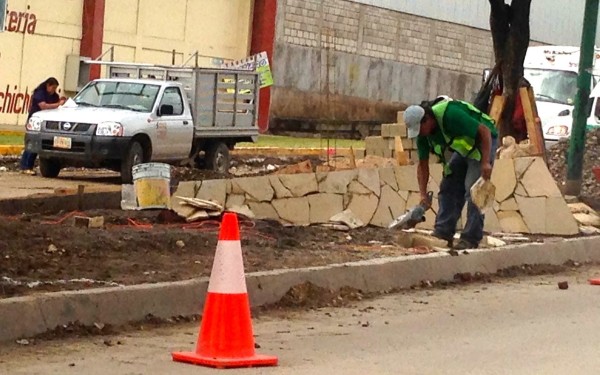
(173, 157), (578, 236)
(364, 111), (418, 162)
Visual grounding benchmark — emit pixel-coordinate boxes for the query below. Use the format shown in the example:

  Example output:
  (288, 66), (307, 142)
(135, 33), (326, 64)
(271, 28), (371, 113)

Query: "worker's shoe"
(453, 239), (478, 251)
(20, 169), (36, 176)
(432, 231), (453, 248)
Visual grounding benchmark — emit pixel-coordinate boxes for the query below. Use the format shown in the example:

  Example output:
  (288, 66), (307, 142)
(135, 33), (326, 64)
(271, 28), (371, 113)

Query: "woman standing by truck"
(20, 77), (65, 175)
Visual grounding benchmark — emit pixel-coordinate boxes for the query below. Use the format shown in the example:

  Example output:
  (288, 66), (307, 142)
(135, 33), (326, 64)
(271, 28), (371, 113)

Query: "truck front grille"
(45, 121), (94, 133)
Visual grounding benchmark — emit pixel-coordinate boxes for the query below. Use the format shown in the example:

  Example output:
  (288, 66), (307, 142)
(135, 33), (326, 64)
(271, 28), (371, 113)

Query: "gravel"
(547, 128), (600, 199)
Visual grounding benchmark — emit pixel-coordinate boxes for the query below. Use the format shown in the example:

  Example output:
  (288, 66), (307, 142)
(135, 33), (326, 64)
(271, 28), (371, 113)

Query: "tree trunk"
(488, 0), (532, 140)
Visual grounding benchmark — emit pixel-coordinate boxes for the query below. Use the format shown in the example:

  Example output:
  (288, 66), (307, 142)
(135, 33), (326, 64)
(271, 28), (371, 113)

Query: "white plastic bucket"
(132, 163), (171, 209)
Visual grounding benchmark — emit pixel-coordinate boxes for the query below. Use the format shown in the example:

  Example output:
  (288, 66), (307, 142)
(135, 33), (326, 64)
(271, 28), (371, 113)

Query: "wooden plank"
(394, 136), (409, 166)
(526, 86), (548, 163)
(349, 146), (357, 169)
(520, 87), (546, 159)
(488, 94), (505, 130)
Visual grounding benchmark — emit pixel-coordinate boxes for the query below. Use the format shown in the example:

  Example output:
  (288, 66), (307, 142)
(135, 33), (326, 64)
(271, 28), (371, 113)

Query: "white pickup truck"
(24, 63), (259, 182)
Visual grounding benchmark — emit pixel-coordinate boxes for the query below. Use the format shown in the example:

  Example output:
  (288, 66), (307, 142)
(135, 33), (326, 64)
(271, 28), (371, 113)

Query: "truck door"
(155, 86), (194, 160)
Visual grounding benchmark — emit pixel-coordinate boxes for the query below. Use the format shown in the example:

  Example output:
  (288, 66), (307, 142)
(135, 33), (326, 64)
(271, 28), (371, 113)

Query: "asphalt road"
(1, 267), (600, 375)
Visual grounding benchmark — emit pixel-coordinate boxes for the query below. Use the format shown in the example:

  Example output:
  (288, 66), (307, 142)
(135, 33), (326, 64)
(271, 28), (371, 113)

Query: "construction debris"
(175, 196), (224, 222)
(275, 160), (313, 175)
(568, 203), (600, 227)
(74, 216), (105, 229)
(498, 136), (537, 159)
(329, 209), (365, 229)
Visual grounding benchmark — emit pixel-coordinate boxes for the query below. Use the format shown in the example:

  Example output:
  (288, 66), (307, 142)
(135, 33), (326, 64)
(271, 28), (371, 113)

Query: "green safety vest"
(429, 100), (496, 175)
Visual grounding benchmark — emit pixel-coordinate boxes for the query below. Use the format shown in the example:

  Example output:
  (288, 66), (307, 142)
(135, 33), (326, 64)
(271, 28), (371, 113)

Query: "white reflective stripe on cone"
(207, 240), (248, 294)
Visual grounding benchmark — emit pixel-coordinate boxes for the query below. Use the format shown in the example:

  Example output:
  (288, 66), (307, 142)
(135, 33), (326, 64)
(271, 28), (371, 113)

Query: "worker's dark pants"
(434, 137), (498, 246)
(20, 150), (37, 170)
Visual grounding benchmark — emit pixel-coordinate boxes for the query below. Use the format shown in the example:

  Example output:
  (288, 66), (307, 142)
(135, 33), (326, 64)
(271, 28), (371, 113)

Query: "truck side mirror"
(158, 104), (174, 116)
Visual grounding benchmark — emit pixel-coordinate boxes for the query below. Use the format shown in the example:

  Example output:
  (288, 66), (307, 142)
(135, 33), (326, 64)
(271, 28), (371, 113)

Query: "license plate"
(53, 136), (72, 149)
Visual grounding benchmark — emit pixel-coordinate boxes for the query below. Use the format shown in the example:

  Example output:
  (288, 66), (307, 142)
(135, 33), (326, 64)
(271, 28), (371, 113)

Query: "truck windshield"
(74, 81), (160, 112)
(524, 68), (578, 105)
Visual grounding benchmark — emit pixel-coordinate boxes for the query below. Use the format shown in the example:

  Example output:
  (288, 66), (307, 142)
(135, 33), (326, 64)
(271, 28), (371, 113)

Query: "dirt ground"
(0, 208), (426, 299)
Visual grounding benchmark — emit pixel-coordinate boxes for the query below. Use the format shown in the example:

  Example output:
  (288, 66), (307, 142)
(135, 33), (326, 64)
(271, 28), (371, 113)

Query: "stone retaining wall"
(173, 156), (579, 235)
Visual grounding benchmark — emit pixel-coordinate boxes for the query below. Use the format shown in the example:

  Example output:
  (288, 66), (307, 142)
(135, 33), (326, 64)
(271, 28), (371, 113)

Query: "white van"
(522, 46), (600, 147)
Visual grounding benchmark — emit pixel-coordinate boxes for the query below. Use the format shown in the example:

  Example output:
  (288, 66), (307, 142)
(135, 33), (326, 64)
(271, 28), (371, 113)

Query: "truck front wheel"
(121, 141), (144, 183)
(39, 158), (61, 178)
(206, 142), (230, 174)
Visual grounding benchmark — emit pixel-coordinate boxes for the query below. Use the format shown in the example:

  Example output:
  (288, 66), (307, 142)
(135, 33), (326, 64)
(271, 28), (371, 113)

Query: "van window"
(159, 87), (184, 116)
(525, 69), (578, 105)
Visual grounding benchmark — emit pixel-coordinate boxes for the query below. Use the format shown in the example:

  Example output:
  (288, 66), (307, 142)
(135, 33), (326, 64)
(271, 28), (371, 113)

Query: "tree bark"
(487, 0), (532, 140)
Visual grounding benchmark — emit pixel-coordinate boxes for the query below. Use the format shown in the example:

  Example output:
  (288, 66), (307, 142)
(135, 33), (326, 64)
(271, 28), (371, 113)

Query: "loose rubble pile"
(548, 128), (600, 199)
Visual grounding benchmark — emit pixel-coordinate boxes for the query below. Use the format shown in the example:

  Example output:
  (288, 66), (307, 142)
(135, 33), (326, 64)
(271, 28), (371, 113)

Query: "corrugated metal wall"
(350, 0), (591, 46)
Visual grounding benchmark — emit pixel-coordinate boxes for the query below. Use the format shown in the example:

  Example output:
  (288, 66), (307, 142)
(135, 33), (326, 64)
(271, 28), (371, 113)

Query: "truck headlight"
(26, 117), (42, 132)
(96, 122), (123, 136)
(546, 125), (569, 136)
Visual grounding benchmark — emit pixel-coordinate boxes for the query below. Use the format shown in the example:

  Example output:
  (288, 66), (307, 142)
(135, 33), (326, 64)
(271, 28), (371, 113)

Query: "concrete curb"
(0, 145), (23, 156)
(1, 236), (599, 342)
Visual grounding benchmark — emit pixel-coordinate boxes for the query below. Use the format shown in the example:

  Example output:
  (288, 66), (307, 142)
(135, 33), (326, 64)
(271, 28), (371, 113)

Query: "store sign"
(2, 4), (37, 34)
(0, 85), (31, 115)
(221, 51), (274, 88)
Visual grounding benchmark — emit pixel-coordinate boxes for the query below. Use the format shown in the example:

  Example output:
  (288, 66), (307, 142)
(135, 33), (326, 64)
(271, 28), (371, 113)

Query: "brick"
(74, 216), (104, 229)
(381, 123), (407, 138)
(397, 111), (406, 125)
(353, 148), (366, 159)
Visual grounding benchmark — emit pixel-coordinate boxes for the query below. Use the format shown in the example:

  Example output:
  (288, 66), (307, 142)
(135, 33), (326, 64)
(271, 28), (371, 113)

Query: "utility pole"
(566, 0), (599, 195)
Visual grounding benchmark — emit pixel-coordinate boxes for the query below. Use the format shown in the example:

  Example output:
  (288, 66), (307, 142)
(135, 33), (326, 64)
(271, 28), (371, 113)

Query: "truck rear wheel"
(121, 141), (144, 183)
(39, 158), (61, 178)
(206, 142), (230, 174)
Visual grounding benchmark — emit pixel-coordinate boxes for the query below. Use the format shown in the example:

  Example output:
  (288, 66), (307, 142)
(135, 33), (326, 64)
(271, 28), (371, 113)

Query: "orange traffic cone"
(172, 212), (278, 368)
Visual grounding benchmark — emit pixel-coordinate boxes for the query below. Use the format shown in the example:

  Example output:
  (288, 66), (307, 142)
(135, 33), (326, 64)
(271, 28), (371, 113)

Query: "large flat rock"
(318, 170), (358, 194)
(520, 158), (562, 198)
(347, 194), (379, 225)
(370, 185), (407, 227)
(499, 197), (519, 211)
(348, 181), (373, 195)
(379, 167), (398, 191)
(248, 202), (280, 221)
(429, 163), (444, 185)
(515, 196), (546, 234)
(545, 197), (579, 235)
(269, 176), (293, 199)
(497, 211), (529, 233)
(272, 197), (310, 225)
(232, 176), (274, 202)
(395, 164), (420, 192)
(308, 193), (344, 224)
(514, 157), (536, 179)
(279, 174), (319, 197)
(225, 194), (246, 209)
(172, 180), (227, 218)
(484, 209), (502, 233)
(357, 168), (381, 196)
(491, 158), (517, 202)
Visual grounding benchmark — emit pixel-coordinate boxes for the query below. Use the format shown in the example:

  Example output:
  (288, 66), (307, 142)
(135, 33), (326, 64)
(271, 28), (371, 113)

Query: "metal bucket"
(132, 163), (171, 209)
